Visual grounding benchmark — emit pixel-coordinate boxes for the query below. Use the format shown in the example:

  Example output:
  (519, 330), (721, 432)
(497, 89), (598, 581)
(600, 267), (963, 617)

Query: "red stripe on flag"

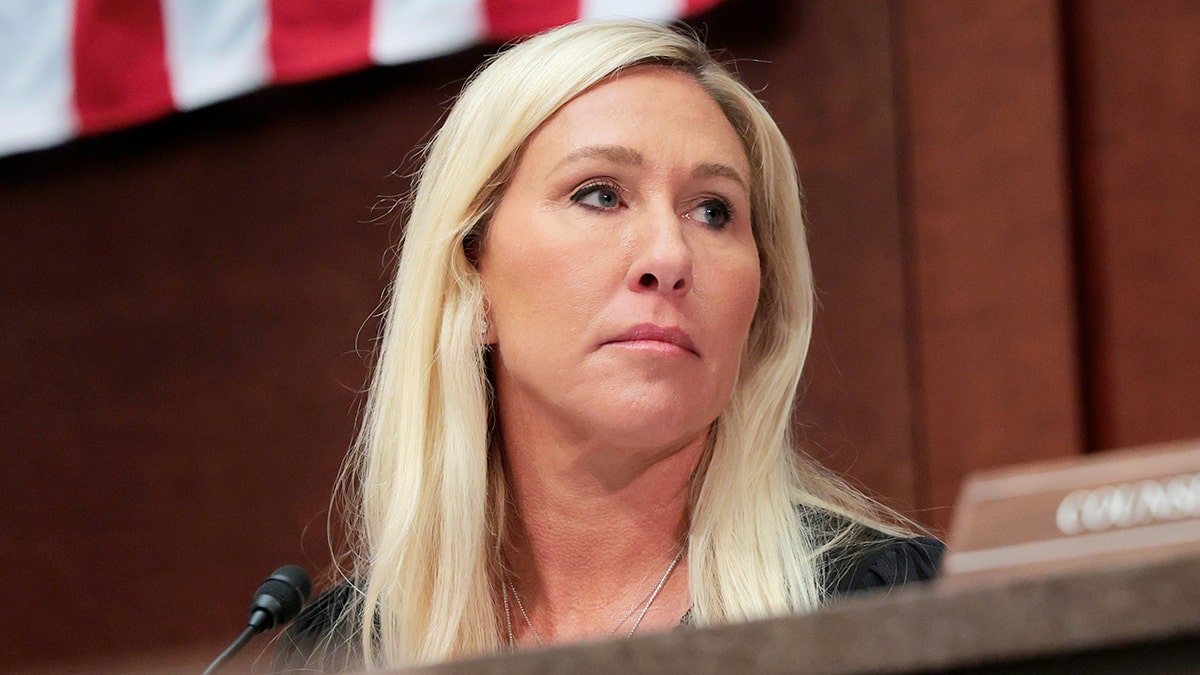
(269, 0), (374, 83)
(684, 0), (724, 14)
(73, 0), (174, 134)
(484, 0), (581, 42)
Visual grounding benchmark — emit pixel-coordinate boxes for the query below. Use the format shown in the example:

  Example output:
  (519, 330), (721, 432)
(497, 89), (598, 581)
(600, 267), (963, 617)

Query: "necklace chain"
(505, 575), (545, 648)
(503, 546), (686, 651)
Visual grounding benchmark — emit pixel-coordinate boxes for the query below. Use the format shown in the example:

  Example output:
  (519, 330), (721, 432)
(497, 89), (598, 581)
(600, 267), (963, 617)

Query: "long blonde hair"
(335, 19), (907, 669)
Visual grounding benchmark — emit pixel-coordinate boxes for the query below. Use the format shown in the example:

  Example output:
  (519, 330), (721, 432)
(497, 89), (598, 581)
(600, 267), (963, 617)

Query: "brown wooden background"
(2, 1), (1197, 671)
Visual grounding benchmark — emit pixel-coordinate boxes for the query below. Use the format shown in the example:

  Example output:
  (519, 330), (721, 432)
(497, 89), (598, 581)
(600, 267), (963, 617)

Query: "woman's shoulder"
(822, 529), (945, 597)
(803, 506), (944, 598)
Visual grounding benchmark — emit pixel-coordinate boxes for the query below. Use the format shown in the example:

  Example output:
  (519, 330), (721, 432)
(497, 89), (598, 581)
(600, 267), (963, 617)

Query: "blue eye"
(689, 199), (732, 229)
(572, 182), (621, 210)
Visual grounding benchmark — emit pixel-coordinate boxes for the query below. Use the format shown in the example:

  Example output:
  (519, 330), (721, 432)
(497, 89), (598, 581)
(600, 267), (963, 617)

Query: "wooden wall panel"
(0, 52), (488, 669)
(780, 2), (919, 515)
(894, 0), (1085, 525)
(1068, 0), (1200, 450)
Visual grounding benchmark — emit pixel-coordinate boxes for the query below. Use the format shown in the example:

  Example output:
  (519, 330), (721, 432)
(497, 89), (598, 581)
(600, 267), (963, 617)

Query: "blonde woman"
(276, 20), (942, 672)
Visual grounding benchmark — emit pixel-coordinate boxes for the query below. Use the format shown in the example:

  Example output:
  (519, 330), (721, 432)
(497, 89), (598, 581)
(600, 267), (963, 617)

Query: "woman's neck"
(498, 425), (705, 645)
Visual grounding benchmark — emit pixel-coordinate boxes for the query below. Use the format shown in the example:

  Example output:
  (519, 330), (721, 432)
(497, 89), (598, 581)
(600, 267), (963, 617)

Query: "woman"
(277, 19), (941, 671)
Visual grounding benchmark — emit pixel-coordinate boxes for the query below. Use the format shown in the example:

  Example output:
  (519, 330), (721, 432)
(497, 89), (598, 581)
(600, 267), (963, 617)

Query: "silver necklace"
(504, 575), (544, 649)
(503, 547), (686, 650)
(613, 546), (686, 638)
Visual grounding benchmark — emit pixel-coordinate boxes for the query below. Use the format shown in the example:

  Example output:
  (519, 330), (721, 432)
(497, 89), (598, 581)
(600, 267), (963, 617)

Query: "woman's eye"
(571, 183), (622, 210)
(689, 199), (732, 229)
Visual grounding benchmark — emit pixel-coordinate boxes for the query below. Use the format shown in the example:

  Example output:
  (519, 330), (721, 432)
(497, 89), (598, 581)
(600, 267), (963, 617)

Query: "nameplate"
(943, 439), (1200, 581)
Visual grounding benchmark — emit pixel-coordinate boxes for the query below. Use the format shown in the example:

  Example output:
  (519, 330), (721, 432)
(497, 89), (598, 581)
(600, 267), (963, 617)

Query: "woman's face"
(479, 67), (761, 453)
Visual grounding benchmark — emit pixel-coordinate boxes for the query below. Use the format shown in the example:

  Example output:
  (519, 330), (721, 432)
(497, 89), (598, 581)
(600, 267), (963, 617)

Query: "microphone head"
(248, 565), (312, 631)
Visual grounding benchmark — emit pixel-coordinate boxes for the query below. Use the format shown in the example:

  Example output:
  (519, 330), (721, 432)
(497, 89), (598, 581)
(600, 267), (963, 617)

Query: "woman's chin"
(580, 405), (713, 454)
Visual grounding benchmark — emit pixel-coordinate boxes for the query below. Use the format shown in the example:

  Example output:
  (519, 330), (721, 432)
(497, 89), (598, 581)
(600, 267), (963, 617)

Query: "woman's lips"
(604, 323), (698, 356)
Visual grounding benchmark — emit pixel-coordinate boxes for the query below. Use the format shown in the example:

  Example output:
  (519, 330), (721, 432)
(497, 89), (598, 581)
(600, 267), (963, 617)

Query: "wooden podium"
(400, 549), (1200, 674)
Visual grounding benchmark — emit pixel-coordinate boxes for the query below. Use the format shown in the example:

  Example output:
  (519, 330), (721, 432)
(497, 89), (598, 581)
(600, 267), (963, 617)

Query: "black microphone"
(203, 565), (313, 675)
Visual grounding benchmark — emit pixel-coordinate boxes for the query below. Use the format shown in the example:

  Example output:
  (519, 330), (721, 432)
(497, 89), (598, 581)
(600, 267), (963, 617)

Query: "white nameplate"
(943, 440), (1200, 581)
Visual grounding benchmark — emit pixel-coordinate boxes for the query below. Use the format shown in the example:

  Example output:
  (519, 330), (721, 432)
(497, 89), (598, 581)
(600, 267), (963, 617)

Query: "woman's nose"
(627, 213), (693, 295)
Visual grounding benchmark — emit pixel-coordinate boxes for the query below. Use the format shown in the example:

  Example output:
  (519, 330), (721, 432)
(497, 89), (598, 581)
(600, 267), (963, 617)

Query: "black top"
(824, 532), (944, 597)
(273, 531), (944, 671)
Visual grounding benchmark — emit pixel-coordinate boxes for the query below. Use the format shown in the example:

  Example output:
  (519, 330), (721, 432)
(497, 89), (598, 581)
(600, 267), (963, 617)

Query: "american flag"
(0, 0), (722, 158)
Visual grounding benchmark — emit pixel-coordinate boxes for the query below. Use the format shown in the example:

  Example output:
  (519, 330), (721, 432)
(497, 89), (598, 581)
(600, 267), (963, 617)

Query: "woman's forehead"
(515, 67), (751, 184)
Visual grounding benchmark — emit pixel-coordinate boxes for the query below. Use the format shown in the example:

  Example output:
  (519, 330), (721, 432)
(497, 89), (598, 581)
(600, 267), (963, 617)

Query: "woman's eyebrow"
(553, 146), (748, 192)
(693, 162), (748, 192)
(554, 144), (644, 171)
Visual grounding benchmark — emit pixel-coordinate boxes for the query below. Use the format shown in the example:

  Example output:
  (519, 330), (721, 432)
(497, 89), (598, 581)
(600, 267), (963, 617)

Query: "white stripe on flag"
(0, 0), (76, 156)
(163, 0), (270, 111)
(371, 0), (483, 66)
(581, 0), (685, 22)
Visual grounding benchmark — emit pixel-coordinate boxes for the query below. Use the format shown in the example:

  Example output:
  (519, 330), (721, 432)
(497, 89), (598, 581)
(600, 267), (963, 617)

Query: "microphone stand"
(203, 625), (258, 675)
(203, 566), (312, 674)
